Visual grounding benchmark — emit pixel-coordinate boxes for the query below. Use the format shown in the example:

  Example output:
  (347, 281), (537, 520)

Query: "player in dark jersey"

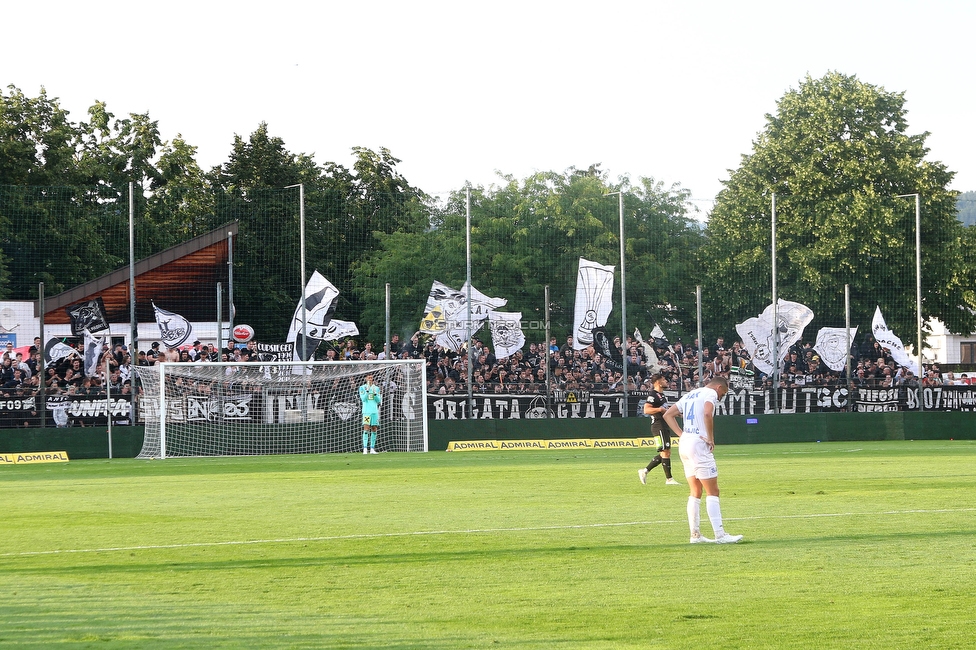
(638, 373), (681, 485)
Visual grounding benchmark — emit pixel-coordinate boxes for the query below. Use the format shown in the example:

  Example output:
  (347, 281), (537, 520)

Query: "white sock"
(687, 497), (701, 536)
(706, 495), (725, 537)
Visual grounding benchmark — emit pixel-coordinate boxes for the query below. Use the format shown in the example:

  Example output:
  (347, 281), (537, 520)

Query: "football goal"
(134, 360), (427, 458)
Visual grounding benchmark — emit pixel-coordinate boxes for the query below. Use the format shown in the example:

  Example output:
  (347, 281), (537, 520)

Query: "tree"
(0, 85), (81, 187)
(208, 123), (322, 340)
(353, 166), (702, 344)
(700, 72), (975, 346)
(141, 135), (215, 256)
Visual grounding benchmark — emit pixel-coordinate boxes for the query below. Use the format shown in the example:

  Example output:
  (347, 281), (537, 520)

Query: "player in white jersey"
(663, 377), (743, 544)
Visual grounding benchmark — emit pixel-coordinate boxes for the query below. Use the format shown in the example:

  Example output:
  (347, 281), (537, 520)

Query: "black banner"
(427, 386), (976, 419)
(0, 394), (134, 428)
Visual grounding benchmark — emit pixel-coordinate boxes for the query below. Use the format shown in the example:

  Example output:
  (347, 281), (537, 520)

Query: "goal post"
(134, 359), (427, 458)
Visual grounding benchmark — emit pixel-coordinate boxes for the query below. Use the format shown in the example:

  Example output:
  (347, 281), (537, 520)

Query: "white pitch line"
(3, 507), (974, 558)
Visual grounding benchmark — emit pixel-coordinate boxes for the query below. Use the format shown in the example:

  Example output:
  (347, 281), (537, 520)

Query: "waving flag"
(488, 311), (525, 360)
(573, 258), (615, 350)
(318, 319), (360, 342)
(83, 330), (105, 377)
(153, 303), (194, 350)
(872, 307), (920, 375)
(286, 271), (340, 361)
(735, 300), (814, 375)
(66, 298), (109, 336)
(420, 281), (507, 352)
(814, 326), (858, 371)
(634, 328), (664, 374)
(44, 338), (79, 365)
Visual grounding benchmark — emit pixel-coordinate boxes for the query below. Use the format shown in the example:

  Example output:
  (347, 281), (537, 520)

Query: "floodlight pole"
(129, 182), (137, 359)
(128, 182), (139, 425)
(771, 192), (779, 414)
(286, 184), (307, 359)
(545, 284), (552, 418)
(896, 193), (923, 411)
(845, 284), (852, 411)
(39, 282), (47, 428)
(227, 231), (235, 341)
(466, 186), (473, 418)
(605, 191), (628, 416)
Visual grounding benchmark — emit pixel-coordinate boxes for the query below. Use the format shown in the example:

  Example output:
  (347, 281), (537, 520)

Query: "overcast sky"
(5, 1), (973, 209)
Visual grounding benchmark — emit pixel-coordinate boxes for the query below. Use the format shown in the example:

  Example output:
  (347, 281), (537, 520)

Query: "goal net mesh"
(134, 360), (427, 458)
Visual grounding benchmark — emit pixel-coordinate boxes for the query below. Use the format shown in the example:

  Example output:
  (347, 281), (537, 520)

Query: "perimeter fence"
(1, 177), (974, 427)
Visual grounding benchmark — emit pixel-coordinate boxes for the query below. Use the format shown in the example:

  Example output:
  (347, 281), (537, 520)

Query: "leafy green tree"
(141, 135), (215, 256)
(207, 123), (321, 340)
(0, 85), (81, 186)
(700, 72), (974, 344)
(320, 146), (431, 334)
(353, 166), (702, 344)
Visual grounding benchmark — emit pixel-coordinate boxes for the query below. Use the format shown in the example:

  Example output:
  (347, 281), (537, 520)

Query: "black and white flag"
(153, 303), (194, 349)
(83, 329), (104, 377)
(572, 258), (615, 350)
(634, 327), (664, 374)
(813, 326), (858, 372)
(66, 298), (110, 336)
(44, 338), (79, 365)
(286, 271), (340, 361)
(735, 300), (814, 375)
(591, 326), (624, 373)
(419, 281), (507, 352)
(872, 307), (920, 375)
(318, 319), (360, 341)
(488, 311), (525, 360)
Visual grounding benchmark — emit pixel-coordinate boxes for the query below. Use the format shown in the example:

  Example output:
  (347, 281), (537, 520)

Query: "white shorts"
(678, 434), (718, 480)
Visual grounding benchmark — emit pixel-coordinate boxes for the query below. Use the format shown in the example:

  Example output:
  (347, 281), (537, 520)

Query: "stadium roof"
(38, 223), (238, 325)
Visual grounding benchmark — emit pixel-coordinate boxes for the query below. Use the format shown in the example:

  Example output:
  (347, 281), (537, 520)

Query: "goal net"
(134, 360), (427, 458)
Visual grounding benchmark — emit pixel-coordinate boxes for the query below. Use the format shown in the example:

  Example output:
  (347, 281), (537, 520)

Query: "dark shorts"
(651, 421), (672, 452)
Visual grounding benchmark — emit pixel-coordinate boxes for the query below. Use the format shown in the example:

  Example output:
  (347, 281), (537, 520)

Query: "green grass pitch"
(1, 440), (974, 649)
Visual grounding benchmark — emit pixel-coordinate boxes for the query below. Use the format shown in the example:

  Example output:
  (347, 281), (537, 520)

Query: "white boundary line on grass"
(3, 507), (974, 558)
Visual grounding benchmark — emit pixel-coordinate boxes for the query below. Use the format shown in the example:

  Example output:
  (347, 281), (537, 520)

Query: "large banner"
(573, 258), (615, 350)
(427, 386), (976, 418)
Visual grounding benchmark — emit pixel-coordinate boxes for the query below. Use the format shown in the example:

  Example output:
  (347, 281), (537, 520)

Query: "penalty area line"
(3, 507), (974, 558)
